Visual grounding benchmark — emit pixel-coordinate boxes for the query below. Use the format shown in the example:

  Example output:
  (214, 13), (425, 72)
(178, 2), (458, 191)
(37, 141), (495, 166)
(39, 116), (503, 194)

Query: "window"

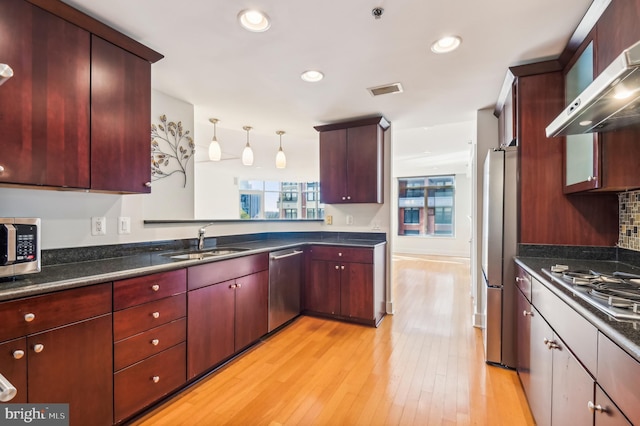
(239, 180), (324, 220)
(397, 175), (455, 236)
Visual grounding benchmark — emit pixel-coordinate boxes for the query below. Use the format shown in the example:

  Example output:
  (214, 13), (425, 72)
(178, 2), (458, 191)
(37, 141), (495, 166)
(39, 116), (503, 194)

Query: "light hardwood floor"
(130, 254), (534, 425)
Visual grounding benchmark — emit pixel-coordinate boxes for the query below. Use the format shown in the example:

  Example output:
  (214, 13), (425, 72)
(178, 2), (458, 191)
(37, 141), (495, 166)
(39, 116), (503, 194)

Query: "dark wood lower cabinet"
(28, 314), (113, 426)
(114, 342), (186, 423)
(188, 280), (236, 379)
(340, 262), (374, 319)
(188, 270), (269, 380)
(305, 260), (341, 315)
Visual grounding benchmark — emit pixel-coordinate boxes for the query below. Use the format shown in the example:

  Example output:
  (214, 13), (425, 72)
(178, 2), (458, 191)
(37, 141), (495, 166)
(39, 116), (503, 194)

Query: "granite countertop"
(516, 256), (640, 363)
(0, 235), (386, 302)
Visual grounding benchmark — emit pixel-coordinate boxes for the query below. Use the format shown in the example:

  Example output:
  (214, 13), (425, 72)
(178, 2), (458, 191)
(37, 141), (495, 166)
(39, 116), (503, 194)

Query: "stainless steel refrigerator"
(481, 147), (517, 368)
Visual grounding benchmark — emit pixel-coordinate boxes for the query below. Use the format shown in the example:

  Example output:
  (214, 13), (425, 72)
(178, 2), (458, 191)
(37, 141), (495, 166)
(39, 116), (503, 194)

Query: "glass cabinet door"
(564, 41), (600, 193)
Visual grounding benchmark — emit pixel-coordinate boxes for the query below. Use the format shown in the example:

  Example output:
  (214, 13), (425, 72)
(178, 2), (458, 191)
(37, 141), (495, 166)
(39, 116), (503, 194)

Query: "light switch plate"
(91, 217), (106, 236)
(118, 217), (131, 234)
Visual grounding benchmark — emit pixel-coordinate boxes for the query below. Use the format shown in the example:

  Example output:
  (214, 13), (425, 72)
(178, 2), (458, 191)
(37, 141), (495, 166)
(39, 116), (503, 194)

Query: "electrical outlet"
(346, 215), (353, 225)
(91, 217), (106, 236)
(326, 215), (333, 225)
(118, 216), (131, 235)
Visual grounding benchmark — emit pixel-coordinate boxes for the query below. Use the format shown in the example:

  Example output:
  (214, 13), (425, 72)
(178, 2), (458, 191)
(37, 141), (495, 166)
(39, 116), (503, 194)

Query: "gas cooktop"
(543, 267), (640, 321)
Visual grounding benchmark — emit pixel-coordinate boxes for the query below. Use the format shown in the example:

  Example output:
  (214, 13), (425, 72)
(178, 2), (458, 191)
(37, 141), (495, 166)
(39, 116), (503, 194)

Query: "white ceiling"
(62, 0), (593, 142)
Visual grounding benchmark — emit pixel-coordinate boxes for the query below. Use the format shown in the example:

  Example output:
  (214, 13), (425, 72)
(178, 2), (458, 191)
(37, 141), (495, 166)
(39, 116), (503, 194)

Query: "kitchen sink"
(166, 248), (249, 260)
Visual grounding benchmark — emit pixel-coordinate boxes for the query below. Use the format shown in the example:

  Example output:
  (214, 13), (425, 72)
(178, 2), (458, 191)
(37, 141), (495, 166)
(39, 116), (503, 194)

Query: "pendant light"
(242, 126), (254, 166)
(208, 118), (221, 161)
(275, 130), (286, 169)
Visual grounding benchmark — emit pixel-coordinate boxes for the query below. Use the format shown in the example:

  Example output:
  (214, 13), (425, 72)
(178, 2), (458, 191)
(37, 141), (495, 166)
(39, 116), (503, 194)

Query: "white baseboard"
(386, 301), (394, 314)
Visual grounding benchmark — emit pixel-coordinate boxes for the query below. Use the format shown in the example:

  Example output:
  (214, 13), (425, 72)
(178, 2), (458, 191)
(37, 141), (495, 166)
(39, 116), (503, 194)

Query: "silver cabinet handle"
(152, 312), (160, 319)
(270, 250), (303, 260)
(236, 283), (242, 289)
(151, 339), (159, 346)
(24, 313), (35, 322)
(0, 373), (17, 402)
(338, 252), (343, 257)
(587, 176), (597, 182)
(347, 196), (351, 200)
(543, 338), (559, 350)
(151, 284), (160, 292)
(145, 182), (152, 188)
(588, 401), (606, 413)
(229, 283), (236, 289)
(12, 350), (24, 360)
(33, 344), (44, 353)
(335, 265), (339, 270)
(341, 265), (345, 270)
(342, 196), (346, 200)
(0, 165), (4, 173)
(152, 376), (160, 383)
(522, 310), (533, 317)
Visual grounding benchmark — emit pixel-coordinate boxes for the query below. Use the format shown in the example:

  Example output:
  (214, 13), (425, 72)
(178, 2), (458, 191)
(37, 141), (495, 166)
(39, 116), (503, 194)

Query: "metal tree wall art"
(151, 114), (195, 188)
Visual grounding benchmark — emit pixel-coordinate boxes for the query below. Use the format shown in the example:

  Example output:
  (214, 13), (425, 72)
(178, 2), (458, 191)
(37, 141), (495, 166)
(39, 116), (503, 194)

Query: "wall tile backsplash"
(619, 190), (640, 252)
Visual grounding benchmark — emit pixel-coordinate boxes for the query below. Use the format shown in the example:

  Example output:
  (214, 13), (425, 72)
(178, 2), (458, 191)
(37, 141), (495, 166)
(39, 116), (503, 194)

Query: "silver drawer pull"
(236, 283), (242, 289)
(338, 252), (343, 257)
(522, 310), (533, 317)
(152, 376), (160, 383)
(151, 339), (159, 346)
(151, 284), (160, 292)
(12, 350), (24, 360)
(588, 401), (606, 413)
(341, 265), (345, 270)
(24, 313), (35, 322)
(335, 265), (339, 270)
(152, 312), (160, 319)
(33, 344), (44, 353)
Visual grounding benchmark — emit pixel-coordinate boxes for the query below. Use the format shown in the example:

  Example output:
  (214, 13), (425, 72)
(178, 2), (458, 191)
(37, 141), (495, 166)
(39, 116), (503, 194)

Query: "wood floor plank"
(130, 254), (534, 426)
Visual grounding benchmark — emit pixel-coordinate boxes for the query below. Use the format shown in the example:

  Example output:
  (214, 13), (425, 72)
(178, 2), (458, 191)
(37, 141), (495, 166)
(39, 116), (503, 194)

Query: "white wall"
(391, 121), (475, 257)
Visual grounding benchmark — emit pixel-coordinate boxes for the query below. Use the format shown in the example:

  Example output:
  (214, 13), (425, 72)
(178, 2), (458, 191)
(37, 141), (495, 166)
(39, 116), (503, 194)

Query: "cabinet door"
(187, 281), (235, 379)
(91, 35), (151, 193)
(564, 38), (600, 193)
(594, 385), (632, 426)
(515, 289), (531, 398)
(528, 307), (553, 426)
(305, 260), (341, 315)
(347, 124), (383, 203)
(28, 314), (113, 426)
(0, 0), (90, 188)
(0, 338), (27, 404)
(235, 270), (268, 351)
(551, 335), (595, 426)
(340, 262), (373, 320)
(319, 129), (348, 203)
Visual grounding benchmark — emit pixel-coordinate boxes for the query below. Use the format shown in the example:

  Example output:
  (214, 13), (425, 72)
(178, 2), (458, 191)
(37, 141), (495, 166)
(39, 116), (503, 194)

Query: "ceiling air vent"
(367, 82), (404, 97)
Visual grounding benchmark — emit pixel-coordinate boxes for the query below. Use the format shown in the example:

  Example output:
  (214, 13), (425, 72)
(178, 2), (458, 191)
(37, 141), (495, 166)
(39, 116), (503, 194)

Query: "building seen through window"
(239, 181), (324, 220)
(398, 175), (455, 236)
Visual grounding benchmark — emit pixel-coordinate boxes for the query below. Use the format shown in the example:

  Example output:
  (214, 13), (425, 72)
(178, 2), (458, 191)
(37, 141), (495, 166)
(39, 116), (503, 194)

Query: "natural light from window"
(398, 175), (455, 236)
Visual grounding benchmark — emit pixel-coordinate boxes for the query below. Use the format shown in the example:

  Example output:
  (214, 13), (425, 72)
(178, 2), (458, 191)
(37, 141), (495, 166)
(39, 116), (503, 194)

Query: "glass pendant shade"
(208, 118), (221, 161)
(242, 126), (254, 166)
(275, 130), (286, 169)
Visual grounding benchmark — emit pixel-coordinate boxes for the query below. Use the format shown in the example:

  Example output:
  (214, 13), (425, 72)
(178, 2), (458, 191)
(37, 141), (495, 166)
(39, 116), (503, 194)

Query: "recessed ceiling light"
(238, 9), (271, 32)
(301, 70), (324, 82)
(431, 36), (462, 54)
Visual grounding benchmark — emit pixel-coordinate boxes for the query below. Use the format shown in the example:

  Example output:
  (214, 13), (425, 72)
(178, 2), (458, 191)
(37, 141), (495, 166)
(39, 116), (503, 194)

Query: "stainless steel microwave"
(0, 218), (41, 278)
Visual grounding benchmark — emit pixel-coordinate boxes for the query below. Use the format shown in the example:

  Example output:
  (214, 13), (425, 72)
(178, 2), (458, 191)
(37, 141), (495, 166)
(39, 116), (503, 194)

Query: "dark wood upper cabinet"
(91, 35), (152, 193)
(0, 0), (90, 188)
(315, 116), (389, 204)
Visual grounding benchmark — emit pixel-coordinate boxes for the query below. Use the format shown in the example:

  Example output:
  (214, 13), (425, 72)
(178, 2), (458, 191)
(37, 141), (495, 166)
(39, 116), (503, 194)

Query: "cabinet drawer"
(188, 253), (268, 290)
(309, 246), (373, 263)
(0, 283), (112, 342)
(114, 318), (186, 371)
(113, 294), (186, 341)
(114, 269), (186, 310)
(597, 333), (640, 426)
(114, 342), (186, 422)
(532, 278), (598, 374)
(515, 265), (532, 302)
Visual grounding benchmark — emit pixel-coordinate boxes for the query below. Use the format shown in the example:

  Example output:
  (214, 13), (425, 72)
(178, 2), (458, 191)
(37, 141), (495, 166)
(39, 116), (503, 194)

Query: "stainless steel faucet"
(197, 223), (215, 250)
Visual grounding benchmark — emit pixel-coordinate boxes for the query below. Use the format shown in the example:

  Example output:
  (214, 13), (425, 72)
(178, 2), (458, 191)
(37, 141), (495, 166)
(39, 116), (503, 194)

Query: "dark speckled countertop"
(515, 256), (640, 363)
(0, 232), (386, 302)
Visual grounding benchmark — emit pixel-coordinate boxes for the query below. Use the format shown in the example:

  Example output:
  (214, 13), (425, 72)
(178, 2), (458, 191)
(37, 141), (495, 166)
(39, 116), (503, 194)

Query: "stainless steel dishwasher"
(268, 248), (303, 332)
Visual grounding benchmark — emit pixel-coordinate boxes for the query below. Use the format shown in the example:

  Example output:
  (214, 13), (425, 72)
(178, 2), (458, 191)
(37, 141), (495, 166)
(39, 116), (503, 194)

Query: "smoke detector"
(367, 82), (404, 97)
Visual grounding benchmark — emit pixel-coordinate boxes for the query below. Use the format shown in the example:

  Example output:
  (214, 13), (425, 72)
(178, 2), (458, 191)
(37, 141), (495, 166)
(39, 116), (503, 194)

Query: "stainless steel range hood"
(546, 40), (640, 137)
